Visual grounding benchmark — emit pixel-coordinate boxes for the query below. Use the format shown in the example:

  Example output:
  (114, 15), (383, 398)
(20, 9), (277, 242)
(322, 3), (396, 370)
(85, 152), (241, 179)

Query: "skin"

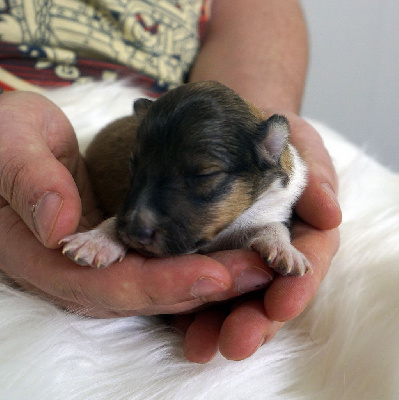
(0, 0), (341, 363)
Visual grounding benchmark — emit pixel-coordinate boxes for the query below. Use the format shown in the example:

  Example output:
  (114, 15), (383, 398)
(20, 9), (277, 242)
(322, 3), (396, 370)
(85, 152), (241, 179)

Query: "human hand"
(0, 93), (340, 362)
(178, 112), (341, 363)
(0, 91), (276, 318)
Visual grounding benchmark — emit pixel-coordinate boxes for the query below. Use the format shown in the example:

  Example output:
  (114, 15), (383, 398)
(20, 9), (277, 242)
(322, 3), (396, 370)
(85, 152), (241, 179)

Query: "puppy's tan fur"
(201, 179), (253, 242)
(85, 115), (138, 216)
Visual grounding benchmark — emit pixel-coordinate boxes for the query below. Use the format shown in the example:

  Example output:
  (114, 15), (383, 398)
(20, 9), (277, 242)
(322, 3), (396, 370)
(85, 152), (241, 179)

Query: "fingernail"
(237, 267), (273, 294)
(321, 182), (341, 212)
(191, 277), (227, 299)
(33, 192), (63, 243)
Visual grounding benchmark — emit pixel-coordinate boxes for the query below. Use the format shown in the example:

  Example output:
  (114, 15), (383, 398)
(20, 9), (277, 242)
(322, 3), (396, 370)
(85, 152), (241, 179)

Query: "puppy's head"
(116, 81), (291, 257)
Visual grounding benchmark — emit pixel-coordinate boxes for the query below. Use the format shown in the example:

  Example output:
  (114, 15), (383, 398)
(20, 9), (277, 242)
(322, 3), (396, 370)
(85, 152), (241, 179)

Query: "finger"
(141, 249), (275, 312)
(288, 114), (342, 230)
(79, 251), (272, 314)
(183, 308), (227, 363)
(0, 92), (81, 247)
(208, 249), (275, 297)
(219, 299), (282, 361)
(264, 221), (340, 322)
(12, 274), (207, 318)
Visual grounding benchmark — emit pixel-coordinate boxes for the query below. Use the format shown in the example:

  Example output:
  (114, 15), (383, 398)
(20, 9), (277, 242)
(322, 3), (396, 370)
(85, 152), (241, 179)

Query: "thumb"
(0, 91), (82, 248)
(288, 113), (342, 230)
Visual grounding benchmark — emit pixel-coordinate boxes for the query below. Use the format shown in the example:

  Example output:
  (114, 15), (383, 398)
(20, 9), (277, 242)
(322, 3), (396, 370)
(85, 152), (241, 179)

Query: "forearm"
(189, 0), (308, 113)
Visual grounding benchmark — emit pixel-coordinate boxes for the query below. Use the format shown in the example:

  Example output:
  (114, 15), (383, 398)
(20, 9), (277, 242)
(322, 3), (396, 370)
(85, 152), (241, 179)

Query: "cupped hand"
(0, 93), (340, 363)
(0, 91), (275, 318)
(180, 112), (342, 363)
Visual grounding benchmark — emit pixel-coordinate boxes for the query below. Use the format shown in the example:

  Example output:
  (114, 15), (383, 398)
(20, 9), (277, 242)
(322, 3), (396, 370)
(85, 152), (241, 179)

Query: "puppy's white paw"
(250, 226), (312, 276)
(60, 230), (127, 269)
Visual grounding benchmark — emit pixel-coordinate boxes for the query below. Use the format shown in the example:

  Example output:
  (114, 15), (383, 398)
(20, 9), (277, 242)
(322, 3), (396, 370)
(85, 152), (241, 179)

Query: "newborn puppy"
(61, 81), (311, 276)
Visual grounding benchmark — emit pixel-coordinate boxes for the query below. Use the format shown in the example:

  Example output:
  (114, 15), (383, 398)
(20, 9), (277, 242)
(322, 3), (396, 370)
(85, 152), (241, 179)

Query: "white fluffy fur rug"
(1, 83), (398, 400)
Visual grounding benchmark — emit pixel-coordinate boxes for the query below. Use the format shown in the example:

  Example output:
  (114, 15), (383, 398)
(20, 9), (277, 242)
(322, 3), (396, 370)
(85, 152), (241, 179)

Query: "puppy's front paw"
(60, 230), (127, 268)
(250, 235), (312, 276)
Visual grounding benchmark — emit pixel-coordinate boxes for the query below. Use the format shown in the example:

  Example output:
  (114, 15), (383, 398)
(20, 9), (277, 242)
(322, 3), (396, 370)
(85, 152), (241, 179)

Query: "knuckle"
(56, 279), (96, 310)
(142, 287), (164, 307)
(0, 154), (30, 208)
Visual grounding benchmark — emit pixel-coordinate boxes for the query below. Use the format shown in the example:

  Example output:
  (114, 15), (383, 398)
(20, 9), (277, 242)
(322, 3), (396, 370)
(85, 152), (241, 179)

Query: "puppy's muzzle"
(117, 207), (161, 255)
(126, 222), (156, 247)
(134, 226), (156, 246)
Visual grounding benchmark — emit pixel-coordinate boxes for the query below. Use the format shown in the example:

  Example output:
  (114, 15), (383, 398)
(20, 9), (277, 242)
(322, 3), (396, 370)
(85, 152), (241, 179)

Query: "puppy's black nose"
(129, 225), (156, 246)
(138, 226), (156, 246)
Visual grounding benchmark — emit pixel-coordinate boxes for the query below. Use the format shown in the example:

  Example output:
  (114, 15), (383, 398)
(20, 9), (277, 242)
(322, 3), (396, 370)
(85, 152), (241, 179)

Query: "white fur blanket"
(1, 83), (398, 400)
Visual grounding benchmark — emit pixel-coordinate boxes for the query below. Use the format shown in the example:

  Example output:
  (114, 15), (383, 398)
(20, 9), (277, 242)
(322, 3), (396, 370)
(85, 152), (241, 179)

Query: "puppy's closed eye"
(186, 170), (228, 200)
(188, 169), (226, 183)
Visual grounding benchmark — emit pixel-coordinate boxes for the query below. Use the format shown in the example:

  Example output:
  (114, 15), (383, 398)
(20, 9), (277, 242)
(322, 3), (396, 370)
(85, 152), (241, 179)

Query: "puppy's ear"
(258, 114), (290, 162)
(133, 98), (153, 116)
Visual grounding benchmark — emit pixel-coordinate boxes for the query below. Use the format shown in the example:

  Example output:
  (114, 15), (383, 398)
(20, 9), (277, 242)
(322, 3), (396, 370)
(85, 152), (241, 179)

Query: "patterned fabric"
(0, 0), (209, 93)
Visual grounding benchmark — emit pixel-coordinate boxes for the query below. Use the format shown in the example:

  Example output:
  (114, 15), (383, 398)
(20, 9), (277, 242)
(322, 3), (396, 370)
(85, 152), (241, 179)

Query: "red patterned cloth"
(0, 0), (210, 94)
